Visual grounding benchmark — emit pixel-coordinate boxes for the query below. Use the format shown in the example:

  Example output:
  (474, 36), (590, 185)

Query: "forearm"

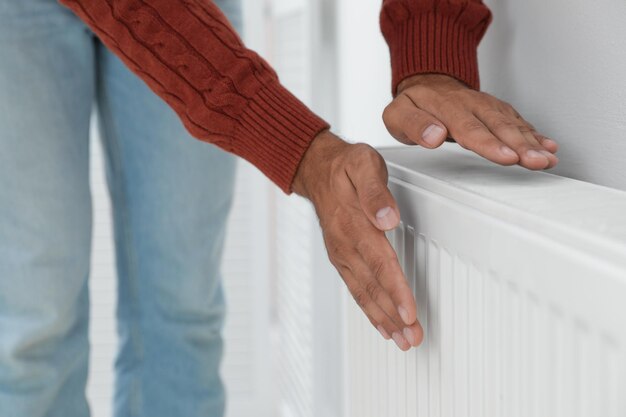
(380, 0), (492, 94)
(60, 0), (328, 192)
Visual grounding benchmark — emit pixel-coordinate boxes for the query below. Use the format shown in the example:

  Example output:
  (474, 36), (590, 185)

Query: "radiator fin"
(347, 221), (625, 417)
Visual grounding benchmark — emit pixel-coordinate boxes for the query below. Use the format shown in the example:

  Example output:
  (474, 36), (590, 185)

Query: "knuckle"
(437, 96), (458, 113)
(325, 237), (348, 260)
(461, 118), (485, 132)
(382, 103), (396, 125)
(364, 280), (383, 302)
(372, 254), (398, 280)
(502, 102), (521, 117)
(349, 144), (387, 173)
(491, 117), (516, 131)
(372, 259), (386, 280)
(355, 239), (375, 257)
(517, 124), (534, 134)
(361, 144), (383, 164)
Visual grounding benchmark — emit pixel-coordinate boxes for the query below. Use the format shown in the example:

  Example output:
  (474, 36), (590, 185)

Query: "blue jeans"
(0, 0), (241, 416)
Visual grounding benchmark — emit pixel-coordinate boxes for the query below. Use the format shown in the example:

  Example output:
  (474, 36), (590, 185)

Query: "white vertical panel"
(87, 124), (117, 417)
(268, 3), (314, 416)
(221, 161), (273, 417)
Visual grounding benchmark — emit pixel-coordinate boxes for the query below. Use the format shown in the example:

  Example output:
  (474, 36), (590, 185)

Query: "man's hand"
(383, 74), (559, 169)
(293, 131), (423, 351)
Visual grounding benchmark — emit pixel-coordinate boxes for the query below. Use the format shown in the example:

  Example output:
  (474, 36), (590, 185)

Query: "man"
(0, 0), (558, 416)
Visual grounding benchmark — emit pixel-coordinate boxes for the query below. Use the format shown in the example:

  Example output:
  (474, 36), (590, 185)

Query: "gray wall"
(480, 0), (626, 191)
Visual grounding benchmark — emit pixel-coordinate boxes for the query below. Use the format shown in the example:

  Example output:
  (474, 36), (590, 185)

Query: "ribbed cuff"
(234, 82), (330, 193)
(387, 13), (481, 95)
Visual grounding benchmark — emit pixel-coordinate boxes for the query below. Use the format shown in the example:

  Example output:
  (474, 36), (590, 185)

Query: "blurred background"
(85, 0), (626, 416)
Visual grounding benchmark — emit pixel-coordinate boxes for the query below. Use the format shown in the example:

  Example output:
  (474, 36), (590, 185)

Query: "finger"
(476, 110), (555, 170)
(340, 265), (412, 350)
(536, 134), (560, 154)
(383, 95), (448, 148)
(521, 129), (559, 169)
(346, 145), (400, 231)
(436, 111), (521, 165)
(402, 91), (521, 165)
(500, 105), (560, 155)
(350, 255), (409, 330)
(357, 235), (419, 327)
(350, 252), (424, 346)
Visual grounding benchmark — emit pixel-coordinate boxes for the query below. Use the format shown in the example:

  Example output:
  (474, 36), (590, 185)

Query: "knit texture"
(381, 0), (492, 94)
(60, 0), (329, 192)
(59, 0), (490, 191)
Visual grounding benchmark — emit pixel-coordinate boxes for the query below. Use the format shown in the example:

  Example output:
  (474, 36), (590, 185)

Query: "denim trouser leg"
(0, 3), (95, 417)
(0, 0), (241, 416)
(95, 42), (236, 417)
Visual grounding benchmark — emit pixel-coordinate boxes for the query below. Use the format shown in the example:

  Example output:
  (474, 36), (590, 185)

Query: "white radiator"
(345, 144), (626, 417)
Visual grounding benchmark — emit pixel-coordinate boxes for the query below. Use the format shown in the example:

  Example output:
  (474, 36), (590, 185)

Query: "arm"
(380, 0), (559, 169)
(60, 0), (328, 192)
(60, 0), (422, 350)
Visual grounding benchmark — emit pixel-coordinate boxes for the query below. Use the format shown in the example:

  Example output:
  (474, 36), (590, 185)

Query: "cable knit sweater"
(59, 0), (492, 192)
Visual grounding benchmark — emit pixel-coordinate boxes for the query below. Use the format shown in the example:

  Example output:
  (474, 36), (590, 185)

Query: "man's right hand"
(292, 131), (423, 351)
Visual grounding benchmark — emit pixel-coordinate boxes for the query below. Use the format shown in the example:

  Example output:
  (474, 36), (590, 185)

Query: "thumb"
(383, 95), (448, 148)
(347, 145), (400, 231)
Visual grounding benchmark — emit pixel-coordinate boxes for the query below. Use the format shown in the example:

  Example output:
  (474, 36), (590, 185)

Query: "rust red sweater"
(59, 0), (491, 192)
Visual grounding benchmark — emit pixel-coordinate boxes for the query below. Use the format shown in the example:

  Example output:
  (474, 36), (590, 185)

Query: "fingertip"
(523, 150), (551, 170)
(398, 305), (416, 326)
(421, 123), (447, 148)
(539, 137), (559, 153)
(540, 150), (559, 169)
(392, 332), (411, 351)
(404, 323), (424, 347)
(499, 145), (520, 165)
(414, 323), (424, 346)
(375, 206), (400, 231)
(377, 325), (391, 340)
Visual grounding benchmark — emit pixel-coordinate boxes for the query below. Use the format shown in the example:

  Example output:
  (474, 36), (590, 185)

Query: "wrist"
(397, 73), (467, 94)
(292, 130), (348, 201)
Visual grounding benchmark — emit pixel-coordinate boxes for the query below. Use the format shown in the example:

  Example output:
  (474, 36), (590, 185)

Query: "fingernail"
(392, 332), (408, 350)
(422, 124), (445, 146)
(539, 150), (557, 168)
(377, 325), (391, 340)
(403, 327), (416, 346)
(398, 306), (412, 325)
(376, 207), (399, 231)
(542, 138), (558, 148)
(500, 146), (517, 158)
(526, 149), (548, 160)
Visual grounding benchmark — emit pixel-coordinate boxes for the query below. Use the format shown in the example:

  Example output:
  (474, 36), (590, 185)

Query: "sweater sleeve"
(59, 0), (329, 193)
(380, 0), (493, 94)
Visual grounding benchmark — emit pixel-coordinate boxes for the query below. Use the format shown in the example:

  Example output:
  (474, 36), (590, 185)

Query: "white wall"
(480, 0), (626, 191)
(336, 0), (626, 192)
(336, 0), (394, 148)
